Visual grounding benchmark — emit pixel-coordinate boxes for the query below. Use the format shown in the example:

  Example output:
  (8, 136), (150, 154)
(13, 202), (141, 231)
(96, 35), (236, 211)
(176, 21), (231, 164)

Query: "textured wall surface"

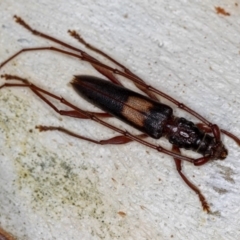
(1, 1), (240, 239)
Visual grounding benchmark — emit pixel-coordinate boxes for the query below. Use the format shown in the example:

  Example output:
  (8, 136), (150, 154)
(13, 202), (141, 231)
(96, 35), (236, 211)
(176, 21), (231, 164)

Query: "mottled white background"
(1, 0), (240, 239)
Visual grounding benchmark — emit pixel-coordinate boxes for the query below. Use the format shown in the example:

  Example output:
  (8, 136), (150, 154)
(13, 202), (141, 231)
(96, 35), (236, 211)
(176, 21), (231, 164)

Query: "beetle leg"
(68, 29), (159, 101)
(1, 74), (146, 144)
(1, 74), (145, 144)
(37, 125), (147, 145)
(197, 123), (240, 146)
(172, 145), (210, 213)
(0, 226), (15, 240)
(0, 74), (111, 119)
(196, 123), (220, 141)
(220, 129), (240, 146)
(196, 123), (212, 133)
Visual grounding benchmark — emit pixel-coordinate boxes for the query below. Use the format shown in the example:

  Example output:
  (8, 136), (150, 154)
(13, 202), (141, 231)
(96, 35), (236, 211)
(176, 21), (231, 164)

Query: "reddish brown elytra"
(1, 16), (240, 213)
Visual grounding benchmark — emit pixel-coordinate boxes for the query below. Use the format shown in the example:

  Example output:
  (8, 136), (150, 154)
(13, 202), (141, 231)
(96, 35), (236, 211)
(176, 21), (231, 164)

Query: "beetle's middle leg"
(37, 125), (147, 145)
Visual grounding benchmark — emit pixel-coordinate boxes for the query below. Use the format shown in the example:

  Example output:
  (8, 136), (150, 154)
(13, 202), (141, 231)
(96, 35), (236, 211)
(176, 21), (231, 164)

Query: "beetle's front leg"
(197, 123), (240, 146)
(172, 145), (210, 213)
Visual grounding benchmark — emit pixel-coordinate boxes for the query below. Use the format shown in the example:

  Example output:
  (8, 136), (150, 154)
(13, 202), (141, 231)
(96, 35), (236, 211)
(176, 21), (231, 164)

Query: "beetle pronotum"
(1, 16), (240, 213)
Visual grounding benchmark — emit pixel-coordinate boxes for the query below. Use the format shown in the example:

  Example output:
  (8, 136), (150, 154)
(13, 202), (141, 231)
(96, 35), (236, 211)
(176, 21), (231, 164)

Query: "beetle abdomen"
(71, 76), (173, 139)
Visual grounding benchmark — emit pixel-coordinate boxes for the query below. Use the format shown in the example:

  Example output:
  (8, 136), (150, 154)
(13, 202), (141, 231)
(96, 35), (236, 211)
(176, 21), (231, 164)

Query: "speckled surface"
(1, 1), (240, 239)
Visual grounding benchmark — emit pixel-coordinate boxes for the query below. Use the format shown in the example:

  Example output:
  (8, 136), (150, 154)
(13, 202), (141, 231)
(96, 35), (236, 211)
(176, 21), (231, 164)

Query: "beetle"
(1, 16), (239, 213)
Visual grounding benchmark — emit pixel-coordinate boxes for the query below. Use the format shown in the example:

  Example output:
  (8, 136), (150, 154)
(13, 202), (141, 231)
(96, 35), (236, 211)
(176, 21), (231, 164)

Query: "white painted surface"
(0, 1), (240, 239)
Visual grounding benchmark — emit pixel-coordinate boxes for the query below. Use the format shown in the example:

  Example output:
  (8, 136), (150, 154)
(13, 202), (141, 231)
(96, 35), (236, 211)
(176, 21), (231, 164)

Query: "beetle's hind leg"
(68, 29), (159, 101)
(0, 74), (111, 119)
(0, 74), (145, 144)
